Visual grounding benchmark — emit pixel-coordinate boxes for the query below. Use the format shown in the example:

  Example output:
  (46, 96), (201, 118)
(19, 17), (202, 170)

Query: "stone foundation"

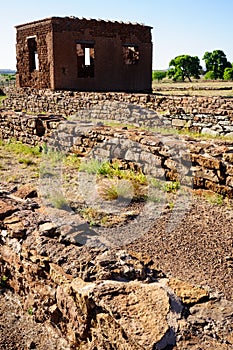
(2, 87), (233, 136)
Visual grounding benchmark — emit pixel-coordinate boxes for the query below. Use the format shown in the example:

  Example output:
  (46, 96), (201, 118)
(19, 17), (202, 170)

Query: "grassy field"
(152, 80), (233, 97)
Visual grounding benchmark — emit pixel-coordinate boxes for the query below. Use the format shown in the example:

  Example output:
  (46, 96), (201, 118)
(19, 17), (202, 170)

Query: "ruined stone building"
(15, 17), (152, 92)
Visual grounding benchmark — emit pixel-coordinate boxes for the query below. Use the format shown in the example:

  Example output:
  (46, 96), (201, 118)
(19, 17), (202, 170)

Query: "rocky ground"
(0, 142), (233, 349)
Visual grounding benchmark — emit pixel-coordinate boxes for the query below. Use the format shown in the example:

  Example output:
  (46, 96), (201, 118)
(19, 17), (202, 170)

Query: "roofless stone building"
(15, 16), (153, 92)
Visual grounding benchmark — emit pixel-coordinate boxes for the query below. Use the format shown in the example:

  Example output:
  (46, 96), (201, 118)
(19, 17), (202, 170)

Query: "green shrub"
(164, 181), (180, 193)
(97, 178), (133, 201)
(49, 192), (69, 210)
(79, 158), (103, 174)
(152, 70), (167, 82)
(223, 67), (233, 80)
(204, 71), (216, 80)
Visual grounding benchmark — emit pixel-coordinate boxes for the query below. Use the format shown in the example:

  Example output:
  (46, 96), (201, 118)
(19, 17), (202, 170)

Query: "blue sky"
(1, 0), (233, 70)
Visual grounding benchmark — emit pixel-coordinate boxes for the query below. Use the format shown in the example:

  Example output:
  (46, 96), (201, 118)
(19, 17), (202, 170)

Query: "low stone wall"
(2, 87), (233, 136)
(0, 109), (233, 198)
(53, 121), (233, 198)
(0, 109), (64, 145)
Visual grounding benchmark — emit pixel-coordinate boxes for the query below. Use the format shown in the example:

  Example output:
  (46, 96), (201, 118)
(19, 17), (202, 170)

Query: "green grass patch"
(79, 158), (105, 174)
(168, 201), (175, 209)
(0, 95), (6, 106)
(63, 154), (81, 168)
(79, 158), (147, 185)
(203, 192), (224, 206)
(149, 178), (180, 193)
(2, 140), (41, 157)
(164, 181), (180, 193)
(18, 157), (35, 166)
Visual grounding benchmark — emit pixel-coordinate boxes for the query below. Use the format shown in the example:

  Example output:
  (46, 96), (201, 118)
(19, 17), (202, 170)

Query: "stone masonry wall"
(0, 109), (233, 198)
(0, 109), (63, 145)
(16, 20), (53, 89)
(2, 87), (233, 136)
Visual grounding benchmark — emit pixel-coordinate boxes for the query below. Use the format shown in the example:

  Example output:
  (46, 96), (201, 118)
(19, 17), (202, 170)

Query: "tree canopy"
(203, 50), (231, 79)
(167, 55), (202, 82)
(223, 66), (233, 80)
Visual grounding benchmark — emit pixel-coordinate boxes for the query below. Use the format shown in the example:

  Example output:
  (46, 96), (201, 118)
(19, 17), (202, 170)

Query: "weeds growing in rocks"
(48, 191), (69, 210)
(203, 192), (224, 206)
(149, 177), (180, 193)
(96, 178), (134, 201)
(1, 275), (8, 288)
(79, 159), (147, 184)
(27, 307), (34, 316)
(63, 154), (80, 168)
(18, 158), (36, 166)
(0, 95), (6, 106)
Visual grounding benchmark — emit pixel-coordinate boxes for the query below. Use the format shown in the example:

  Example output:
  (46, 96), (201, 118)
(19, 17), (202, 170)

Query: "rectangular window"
(35, 52), (39, 70)
(123, 45), (139, 65)
(27, 37), (39, 72)
(76, 41), (95, 78)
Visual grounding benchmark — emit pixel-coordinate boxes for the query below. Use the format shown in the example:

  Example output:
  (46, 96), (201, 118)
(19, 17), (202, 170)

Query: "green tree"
(152, 70), (166, 82)
(203, 50), (231, 79)
(167, 55), (202, 82)
(223, 65), (233, 80)
(204, 71), (216, 80)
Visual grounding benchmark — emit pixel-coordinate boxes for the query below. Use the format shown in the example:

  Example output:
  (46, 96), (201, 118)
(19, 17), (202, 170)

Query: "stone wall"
(2, 87), (233, 136)
(0, 109), (233, 198)
(0, 109), (63, 145)
(16, 19), (53, 89)
(50, 121), (233, 198)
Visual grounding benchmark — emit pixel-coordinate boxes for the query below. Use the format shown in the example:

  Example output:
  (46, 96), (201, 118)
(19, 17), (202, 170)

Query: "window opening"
(27, 37), (39, 71)
(76, 42), (95, 78)
(85, 47), (91, 65)
(123, 45), (139, 65)
(35, 52), (39, 70)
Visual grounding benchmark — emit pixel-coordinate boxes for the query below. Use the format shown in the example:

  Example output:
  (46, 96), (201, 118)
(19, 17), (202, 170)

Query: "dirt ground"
(152, 80), (233, 96)
(0, 291), (70, 350)
(128, 194), (233, 300)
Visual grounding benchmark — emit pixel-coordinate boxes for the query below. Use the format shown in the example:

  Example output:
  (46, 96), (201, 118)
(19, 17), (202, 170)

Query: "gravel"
(128, 194), (233, 300)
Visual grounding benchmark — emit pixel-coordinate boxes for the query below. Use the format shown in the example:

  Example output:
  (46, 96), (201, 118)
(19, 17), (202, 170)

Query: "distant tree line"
(153, 50), (233, 82)
(0, 73), (16, 81)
